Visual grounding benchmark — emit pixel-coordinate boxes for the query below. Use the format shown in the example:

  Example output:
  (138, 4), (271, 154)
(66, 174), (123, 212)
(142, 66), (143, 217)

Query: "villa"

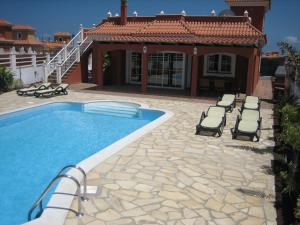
(70, 0), (271, 96)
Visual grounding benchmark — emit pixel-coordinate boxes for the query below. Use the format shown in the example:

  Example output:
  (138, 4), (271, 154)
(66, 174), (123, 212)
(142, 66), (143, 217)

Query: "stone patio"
(0, 89), (277, 225)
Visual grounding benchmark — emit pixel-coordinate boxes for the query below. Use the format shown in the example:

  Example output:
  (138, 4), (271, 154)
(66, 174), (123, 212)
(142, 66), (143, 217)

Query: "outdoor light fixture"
(143, 46), (147, 54)
(193, 46), (198, 55)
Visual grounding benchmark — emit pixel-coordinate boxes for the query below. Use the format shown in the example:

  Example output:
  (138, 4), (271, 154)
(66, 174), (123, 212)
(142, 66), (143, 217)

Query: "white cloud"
(284, 36), (299, 44)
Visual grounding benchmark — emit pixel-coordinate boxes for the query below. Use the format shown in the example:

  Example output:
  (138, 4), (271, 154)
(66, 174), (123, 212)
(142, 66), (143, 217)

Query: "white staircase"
(83, 102), (141, 118)
(45, 26), (92, 83)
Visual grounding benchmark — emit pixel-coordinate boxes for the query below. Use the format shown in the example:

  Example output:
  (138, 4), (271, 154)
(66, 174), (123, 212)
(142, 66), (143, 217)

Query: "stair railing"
(45, 25), (92, 83)
(58, 37), (93, 82)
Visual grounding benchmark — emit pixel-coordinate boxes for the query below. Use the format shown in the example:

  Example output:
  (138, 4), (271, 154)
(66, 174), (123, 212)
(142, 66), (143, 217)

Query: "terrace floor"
(0, 87), (277, 225)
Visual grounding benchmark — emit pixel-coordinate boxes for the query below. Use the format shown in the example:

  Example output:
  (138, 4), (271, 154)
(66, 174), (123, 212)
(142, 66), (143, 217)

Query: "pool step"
(83, 102), (140, 118)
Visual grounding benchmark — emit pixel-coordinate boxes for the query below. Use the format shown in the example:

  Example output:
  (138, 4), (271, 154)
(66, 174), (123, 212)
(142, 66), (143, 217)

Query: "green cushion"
(244, 103), (259, 110)
(207, 107), (225, 117)
(238, 120), (258, 133)
(222, 94), (235, 102)
(217, 100), (233, 107)
(201, 116), (222, 128)
(245, 96), (259, 104)
(241, 110), (260, 121)
(36, 89), (53, 94)
(19, 87), (38, 92)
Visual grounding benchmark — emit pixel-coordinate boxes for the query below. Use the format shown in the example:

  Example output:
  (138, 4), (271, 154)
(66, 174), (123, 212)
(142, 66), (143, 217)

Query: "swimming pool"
(0, 101), (165, 225)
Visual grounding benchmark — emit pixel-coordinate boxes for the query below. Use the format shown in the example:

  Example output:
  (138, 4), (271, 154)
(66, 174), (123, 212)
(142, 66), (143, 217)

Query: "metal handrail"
(27, 164), (88, 221)
(47, 30), (82, 66)
(57, 165), (88, 201)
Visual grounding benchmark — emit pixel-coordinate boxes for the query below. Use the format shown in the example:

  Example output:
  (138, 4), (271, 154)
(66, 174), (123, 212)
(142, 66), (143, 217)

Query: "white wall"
(13, 65), (45, 85)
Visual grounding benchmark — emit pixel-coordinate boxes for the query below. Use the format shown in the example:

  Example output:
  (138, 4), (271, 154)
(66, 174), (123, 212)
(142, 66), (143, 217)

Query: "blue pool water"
(0, 102), (164, 225)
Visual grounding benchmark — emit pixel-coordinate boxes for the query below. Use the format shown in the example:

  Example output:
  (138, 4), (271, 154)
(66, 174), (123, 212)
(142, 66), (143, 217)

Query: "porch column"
(246, 54), (255, 95)
(141, 46), (148, 93)
(92, 44), (104, 87)
(191, 47), (199, 96)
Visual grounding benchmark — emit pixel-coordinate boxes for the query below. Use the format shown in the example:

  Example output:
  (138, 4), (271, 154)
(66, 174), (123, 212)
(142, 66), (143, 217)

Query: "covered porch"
(81, 42), (260, 96)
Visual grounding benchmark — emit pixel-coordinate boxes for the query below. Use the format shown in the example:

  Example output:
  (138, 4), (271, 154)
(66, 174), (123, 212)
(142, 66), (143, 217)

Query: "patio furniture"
(241, 96), (261, 111)
(232, 109), (262, 142)
(216, 94), (236, 112)
(199, 78), (210, 91)
(196, 106), (226, 137)
(214, 79), (225, 92)
(34, 84), (69, 97)
(16, 83), (52, 96)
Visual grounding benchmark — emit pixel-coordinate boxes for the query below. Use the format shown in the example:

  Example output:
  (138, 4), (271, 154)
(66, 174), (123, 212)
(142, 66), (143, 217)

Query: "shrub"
(11, 79), (23, 90)
(0, 66), (13, 92)
(295, 196), (300, 220)
(281, 104), (299, 125)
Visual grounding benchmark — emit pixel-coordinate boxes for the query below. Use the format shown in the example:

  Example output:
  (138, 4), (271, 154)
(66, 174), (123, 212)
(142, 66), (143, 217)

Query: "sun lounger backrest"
(56, 84), (69, 90)
(245, 96), (259, 104)
(241, 109), (260, 121)
(207, 106), (225, 117)
(222, 94), (235, 102)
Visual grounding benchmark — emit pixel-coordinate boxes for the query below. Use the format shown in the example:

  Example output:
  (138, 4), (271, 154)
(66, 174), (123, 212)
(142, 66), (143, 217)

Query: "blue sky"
(1, 0), (300, 52)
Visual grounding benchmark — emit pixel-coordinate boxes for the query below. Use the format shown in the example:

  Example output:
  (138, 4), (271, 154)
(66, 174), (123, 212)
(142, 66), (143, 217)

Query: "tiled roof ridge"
(12, 24), (35, 31)
(0, 18), (12, 27)
(179, 20), (196, 37)
(135, 19), (158, 34)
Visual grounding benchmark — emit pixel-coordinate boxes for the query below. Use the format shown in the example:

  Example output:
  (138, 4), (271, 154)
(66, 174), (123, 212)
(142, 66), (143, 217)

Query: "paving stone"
(134, 183), (154, 192)
(96, 209), (121, 221)
(214, 218), (235, 225)
(159, 191), (190, 201)
(205, 199), (223, 211)
(121, 207), (146, 217)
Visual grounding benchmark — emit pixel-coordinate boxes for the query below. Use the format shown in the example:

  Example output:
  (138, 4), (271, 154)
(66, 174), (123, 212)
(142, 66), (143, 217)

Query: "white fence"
(0, 47), (51, 85)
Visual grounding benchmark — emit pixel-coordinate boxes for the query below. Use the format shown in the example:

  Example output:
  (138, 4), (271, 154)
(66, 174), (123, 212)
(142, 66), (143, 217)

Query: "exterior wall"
(13, 64), (45, 85)
(108, 50), (126, 85)
(231, 6), (265, 31)
(64, 63), (82, 84)
(0, 27), (13, 39)
(54, 36), (71, 43)
(235, 56), (248, 93)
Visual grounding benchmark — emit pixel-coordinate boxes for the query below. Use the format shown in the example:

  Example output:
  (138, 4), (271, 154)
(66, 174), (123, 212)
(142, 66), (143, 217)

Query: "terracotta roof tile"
(42, 41), (64, 48)
(12, 25), (35, 31)
(0, 19), (12, 27)
(87, 15), (265, 46)
(14, 39), (42, 46)
(54, 32), (72, 37)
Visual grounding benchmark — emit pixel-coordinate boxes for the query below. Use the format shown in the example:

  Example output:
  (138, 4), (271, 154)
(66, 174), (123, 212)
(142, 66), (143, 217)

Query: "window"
(220, 55), (232, 73)
(130, 52), (142, 83)
(16, 32), (22, 40)
(208, 55), (219, 72)
(204, 53), (236, 77)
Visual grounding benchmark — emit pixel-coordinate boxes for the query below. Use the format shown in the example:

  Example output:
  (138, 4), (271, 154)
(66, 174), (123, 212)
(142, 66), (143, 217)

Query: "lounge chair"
(16, 83), (52, 96)
(34, 84), (69, 97)
(232, 109), (262, 142)
(216, 94), (236, 112)
(196, 106), (226, 137)
(241, 96), (261, 111)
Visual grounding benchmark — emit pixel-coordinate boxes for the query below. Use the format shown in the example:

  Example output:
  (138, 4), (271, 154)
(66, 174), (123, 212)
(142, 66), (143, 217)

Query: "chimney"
(120, 0), (128, 25)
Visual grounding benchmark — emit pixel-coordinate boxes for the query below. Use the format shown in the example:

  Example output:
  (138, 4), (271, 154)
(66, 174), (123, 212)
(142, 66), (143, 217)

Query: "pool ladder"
(28, 165), (88, 221)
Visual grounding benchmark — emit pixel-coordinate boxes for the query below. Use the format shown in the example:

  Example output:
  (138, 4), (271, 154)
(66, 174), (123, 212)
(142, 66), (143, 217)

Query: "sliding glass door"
(148, 52), (185, 89)
(129, 52), (185, 89)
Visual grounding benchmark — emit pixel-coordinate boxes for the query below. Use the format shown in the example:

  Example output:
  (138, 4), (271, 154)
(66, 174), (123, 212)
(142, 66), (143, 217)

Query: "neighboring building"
(0, 19), (71, 54)
(54, 32), (72, 43)
(77, 0), (270, 96)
